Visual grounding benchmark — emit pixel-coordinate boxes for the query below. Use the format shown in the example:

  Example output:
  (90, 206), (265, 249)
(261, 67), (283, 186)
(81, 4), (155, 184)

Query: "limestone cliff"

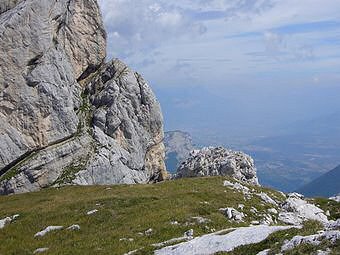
(0, 0), (167, 194)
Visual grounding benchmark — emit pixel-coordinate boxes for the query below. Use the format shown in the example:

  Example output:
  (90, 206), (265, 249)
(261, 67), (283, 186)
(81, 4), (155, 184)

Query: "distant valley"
(165, 111), (340, 193)
(242, 111), (340, 192)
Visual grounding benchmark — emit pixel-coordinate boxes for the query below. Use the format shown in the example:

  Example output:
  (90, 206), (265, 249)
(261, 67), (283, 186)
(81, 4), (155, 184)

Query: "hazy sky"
(98, 0), (340, 139)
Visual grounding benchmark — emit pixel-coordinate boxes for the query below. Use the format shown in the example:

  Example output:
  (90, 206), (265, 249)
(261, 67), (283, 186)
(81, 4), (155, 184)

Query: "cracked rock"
(0, 0), (167, 194)
(176, 147), (258, 185)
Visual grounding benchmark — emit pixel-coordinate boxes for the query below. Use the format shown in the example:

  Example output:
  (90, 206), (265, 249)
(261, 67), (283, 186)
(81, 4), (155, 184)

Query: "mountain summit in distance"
(297, 165), (340, 198)
(164, 131), (195, 173)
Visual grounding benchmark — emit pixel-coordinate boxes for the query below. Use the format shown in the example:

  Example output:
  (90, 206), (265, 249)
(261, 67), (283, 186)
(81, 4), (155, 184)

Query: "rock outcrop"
(222, 179), (330, 226)
(330, 194), (340, 203)
(281, 230), (340, 252)
(155, 225), (296, 255)
(175, 147), (259, 185)
(278, 193), (329, 225)
(0, 0), (167, 194)
(280, 219), (340, 253)
(0, 214), (19, 229)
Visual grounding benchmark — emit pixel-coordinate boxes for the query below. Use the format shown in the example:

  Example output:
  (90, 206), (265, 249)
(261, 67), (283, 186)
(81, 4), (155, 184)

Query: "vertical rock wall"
(0, 0), (167, 194)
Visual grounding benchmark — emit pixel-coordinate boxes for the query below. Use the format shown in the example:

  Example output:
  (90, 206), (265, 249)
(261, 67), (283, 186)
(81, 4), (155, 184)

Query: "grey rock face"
(0, 0), (166, 194)
(0, 0), (106, 171)
(0, 135), (94, 194)
(0, 0), (22, 14)
(176, 147), (259, 185)
(73, 59), (167, 185)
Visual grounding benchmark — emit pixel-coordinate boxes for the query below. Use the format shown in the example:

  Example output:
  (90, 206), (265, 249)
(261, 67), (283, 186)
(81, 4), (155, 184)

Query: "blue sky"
(98, 0), (340, 139)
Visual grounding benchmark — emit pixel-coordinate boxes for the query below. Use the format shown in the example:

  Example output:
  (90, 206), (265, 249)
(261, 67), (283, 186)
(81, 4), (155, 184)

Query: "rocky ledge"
(175, 147), (259, 185)
(0, 0), (167, 194)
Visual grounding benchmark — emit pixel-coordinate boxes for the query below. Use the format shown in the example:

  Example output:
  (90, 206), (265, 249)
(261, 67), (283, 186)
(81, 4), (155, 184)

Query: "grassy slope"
(0, 177), (337, 255)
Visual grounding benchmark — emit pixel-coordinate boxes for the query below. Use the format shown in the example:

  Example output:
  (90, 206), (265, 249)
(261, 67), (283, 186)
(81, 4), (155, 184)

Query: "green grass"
(76, 91), (93, 135)
(52, 157), (89, 186)
(0, 166), (19, 182)
(0, 177), (337, 255)
(0, 151), (38, 182)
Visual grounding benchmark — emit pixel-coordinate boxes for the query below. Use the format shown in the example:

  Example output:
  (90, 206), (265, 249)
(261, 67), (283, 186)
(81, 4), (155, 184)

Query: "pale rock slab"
(256, 249), (270, 255)
(72, 59), (167, 186)
(257, 192), (278, 206)
(34, 226), (63, 237)
(86, 209), (98, 215)
(155, 225), (295, 255)
(152, 230), (194, 248)
(33, 248), (49, 254)
(67, 224), (80, 231)
(268, 208), (278, 214)
(0, 214), (19, 229)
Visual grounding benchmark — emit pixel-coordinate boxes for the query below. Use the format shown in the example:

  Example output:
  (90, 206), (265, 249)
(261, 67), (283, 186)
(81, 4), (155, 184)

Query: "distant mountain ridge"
(296, 165), (340, 197)
(164, 131), (195, 173)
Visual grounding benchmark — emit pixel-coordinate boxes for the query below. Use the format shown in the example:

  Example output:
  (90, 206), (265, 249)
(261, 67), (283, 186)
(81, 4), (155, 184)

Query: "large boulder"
(0, 0), (166, 194)
(175, 147), (259, 185)
(278, 193), (328, 225)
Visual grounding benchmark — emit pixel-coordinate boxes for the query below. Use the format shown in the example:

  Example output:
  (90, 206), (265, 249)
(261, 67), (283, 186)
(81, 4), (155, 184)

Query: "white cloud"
(264, 31), (285, 54)
(98, 0), (207, 58)
(98, 0), (340, 88)
(313, 76), (320, 84)
(262, 31), (315, 61)
(220, 0), (340, 34)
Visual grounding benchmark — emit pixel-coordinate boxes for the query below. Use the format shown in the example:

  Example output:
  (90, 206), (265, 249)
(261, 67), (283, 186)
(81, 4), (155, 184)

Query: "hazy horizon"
(98, 0), (340, 190)
(98, 0), (340, 140)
